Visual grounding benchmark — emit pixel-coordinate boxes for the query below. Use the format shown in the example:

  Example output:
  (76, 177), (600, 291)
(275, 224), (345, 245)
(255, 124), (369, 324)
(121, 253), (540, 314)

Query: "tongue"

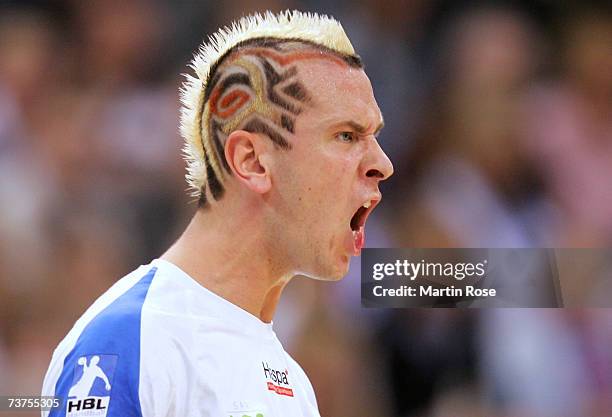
(353, 226), (365, 255)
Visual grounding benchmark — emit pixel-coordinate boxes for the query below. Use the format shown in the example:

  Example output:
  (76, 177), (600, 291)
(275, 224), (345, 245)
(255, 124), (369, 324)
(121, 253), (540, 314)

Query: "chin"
(333, 255), (352, 279)
(304, 255), (350, 281)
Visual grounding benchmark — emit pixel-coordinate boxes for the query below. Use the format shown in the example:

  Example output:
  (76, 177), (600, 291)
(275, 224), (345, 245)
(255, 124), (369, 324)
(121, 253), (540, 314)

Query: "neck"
(161, 195), (293, 323)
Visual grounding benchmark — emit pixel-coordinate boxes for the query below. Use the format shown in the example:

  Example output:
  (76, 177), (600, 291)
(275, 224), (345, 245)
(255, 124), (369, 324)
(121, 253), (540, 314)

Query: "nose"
(362, 137), (394, 181)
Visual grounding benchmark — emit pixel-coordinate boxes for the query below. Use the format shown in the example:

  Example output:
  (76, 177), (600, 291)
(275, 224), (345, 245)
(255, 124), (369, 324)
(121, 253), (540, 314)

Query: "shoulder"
(42, 265), (162, 417)
(66, 264), (159, 354)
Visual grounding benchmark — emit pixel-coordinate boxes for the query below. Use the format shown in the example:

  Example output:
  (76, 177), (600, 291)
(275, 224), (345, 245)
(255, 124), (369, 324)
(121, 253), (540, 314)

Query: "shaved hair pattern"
(179, 11), (362, 205)
(196, 38), (362, 206)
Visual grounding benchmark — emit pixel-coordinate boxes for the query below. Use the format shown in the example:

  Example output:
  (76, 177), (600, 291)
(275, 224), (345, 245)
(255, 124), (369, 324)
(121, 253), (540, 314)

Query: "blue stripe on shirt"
(50, 266), (157, 417)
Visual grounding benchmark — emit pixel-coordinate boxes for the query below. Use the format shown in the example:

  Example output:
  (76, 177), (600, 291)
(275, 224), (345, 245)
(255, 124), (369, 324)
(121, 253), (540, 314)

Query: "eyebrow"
(343, 119), (385, 136)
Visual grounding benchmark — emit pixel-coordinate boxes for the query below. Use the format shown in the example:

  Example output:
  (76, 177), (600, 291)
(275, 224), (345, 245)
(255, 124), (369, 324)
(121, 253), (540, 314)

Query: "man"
(42, 10), (392, 417)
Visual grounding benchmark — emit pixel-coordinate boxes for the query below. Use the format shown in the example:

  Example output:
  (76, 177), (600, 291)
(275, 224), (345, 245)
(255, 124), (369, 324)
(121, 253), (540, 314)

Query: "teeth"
(363, 201), (371, 209)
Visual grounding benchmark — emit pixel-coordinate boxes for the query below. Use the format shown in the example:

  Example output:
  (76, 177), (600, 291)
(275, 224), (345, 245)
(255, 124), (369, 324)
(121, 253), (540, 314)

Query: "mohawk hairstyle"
(180, 10), (362, 206)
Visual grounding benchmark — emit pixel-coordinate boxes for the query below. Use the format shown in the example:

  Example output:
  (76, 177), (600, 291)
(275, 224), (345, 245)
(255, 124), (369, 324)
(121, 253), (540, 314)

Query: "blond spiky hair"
(179, 10), (357, 202)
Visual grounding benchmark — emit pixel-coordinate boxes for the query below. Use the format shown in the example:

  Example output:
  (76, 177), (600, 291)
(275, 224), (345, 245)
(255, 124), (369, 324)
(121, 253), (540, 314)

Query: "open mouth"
(348, 199), (379, 255)
(350, 197), (380, 231)
(350, 203), (371, 231)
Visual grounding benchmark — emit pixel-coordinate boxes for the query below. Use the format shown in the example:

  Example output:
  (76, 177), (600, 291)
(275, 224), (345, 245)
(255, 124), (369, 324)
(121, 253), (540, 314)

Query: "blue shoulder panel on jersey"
(49, 267), (157, 417)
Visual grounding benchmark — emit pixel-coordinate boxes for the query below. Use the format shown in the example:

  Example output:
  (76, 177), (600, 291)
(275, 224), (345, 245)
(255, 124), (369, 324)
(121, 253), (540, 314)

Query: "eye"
(336, 131), (356, 143)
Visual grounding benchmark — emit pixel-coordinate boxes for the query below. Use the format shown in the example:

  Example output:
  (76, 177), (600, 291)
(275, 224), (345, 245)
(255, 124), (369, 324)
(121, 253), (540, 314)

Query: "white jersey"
(42, 259), (320, 417)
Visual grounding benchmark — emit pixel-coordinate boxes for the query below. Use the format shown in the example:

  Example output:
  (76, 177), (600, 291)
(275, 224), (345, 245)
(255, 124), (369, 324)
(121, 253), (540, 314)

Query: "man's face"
(266, 59), (393, 280)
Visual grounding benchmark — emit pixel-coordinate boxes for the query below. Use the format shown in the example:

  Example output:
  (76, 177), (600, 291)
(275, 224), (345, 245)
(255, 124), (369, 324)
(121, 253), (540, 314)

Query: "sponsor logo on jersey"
(66, 354), (117, 417)
(262, 362), (293, 397)
(227, 400), (266, 417)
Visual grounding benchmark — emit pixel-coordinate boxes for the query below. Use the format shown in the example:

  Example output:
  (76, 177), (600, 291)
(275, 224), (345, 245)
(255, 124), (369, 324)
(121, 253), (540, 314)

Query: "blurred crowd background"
(0, 0), (611, 416)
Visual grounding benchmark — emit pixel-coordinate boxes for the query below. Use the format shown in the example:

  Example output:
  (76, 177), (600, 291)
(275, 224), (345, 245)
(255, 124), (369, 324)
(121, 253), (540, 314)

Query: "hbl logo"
(66, 354), (118, 417)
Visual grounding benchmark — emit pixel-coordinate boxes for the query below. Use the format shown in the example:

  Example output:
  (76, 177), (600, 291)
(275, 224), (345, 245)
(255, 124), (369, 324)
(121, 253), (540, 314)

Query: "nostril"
(366, 169), (384, 178)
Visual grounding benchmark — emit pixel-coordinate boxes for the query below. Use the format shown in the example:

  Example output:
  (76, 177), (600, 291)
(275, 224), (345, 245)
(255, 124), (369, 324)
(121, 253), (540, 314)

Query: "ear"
(224, 130), (272, 194)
